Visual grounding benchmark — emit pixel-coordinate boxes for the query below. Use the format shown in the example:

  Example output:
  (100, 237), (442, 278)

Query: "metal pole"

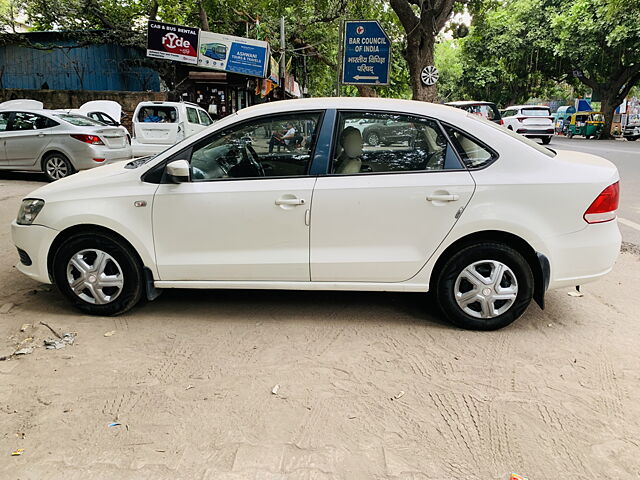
(280, 16), (286, 99)
(336, 20), (344, 97)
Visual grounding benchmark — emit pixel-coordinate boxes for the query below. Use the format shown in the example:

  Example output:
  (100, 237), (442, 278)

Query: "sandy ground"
(1, 176), (639, 480)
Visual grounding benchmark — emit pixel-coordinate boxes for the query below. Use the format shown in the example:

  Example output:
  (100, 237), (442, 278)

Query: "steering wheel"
(242, 142), (265, 177)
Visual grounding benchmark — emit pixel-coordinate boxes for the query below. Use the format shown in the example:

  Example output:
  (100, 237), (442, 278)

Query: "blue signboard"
(341, 20), (391, 85)
(198, 31), (269, 78)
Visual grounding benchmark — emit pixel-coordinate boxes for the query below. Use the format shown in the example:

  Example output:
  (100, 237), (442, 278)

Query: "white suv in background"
(501, 105), (554, 144)
(131, 101), (213, 157)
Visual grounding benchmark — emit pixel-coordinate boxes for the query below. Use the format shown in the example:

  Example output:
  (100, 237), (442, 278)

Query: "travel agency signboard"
(147, 20), (199, 65)
(146, 21), (270, 78)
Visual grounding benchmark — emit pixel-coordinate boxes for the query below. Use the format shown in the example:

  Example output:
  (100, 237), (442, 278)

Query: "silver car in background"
(0, 109), (132, 181)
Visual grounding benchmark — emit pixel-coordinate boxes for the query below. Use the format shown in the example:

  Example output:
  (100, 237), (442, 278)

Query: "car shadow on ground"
(0, 171), (48, 183)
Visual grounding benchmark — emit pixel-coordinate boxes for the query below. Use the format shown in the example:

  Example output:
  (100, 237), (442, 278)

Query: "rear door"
(134, 105), (179, 145)
(4, 111), (56, 167)
(310, 110), (476, 283)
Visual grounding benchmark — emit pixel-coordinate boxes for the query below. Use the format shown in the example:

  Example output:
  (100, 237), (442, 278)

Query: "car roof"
(505, 105), (550, 110)
(232, 97), (468, 123)
(136, 101), (202, 108)
(445, 100), (496, 106)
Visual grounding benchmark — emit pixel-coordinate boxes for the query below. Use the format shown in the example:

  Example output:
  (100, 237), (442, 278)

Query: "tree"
(551, 0), (640, 138)
(389, 0), (463, 101)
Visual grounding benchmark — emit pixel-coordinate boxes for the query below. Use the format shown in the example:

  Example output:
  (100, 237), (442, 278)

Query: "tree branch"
(390, 0), (419, 35)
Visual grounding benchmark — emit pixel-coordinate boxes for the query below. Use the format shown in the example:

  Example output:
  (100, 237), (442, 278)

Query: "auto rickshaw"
(564, 111), (604, 139)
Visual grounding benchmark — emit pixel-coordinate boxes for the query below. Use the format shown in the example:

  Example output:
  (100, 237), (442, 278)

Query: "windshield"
(522, 108), (551, 116)
(54, 113), (104, 126)
(467, 113), (556, 158)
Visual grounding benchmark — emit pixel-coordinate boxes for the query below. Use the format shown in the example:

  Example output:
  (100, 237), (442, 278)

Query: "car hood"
(26, 161), (138, 202)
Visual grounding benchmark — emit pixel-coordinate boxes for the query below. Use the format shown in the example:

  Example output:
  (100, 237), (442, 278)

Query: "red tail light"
(499, 119), (504, 125)
(70, 134), (104, 145)
(584, 182), (619, 224)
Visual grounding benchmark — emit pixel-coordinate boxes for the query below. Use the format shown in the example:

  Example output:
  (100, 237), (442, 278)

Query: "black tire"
(366, 131), (381, 146)
(42, 152), (74, 182)
(52, 233), (144, 316)
(541, 137), (551, 145)
(566, 131), (573, 139)
(435, 242), (534, 330)
(626, 137), (637, 141)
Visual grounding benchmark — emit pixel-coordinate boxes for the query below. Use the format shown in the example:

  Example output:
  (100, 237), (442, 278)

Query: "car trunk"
(95, 127), (127, 149)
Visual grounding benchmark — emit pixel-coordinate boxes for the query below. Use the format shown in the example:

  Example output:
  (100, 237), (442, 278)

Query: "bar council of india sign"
(341, 20), (391, 86)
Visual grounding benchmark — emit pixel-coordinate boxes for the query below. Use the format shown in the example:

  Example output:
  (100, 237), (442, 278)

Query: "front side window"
(0, 112), (10, 131)
(10, 112), (58, 130)
(197, 109), (212, 126)
(186, 107), (199, 124)
(188, 112), (321, 181)
(332, 111), (462, 175)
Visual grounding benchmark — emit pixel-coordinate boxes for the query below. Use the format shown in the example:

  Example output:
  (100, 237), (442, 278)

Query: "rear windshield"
(462, 104), (500, 121)
(467, 113), (556, 158)
(522, 108), (551, 116)
(54, 114), (103, 126)
(137, 105), (177, 123)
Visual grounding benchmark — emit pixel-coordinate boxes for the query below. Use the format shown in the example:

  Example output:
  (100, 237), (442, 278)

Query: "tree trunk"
(198, 1), (210, 31)
(356, 85), (378, 97)
(406, 34), (437, 102)
(598, 90), (619, 140)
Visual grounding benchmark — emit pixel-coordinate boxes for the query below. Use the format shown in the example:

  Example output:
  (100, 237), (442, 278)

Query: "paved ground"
(1, 140), (640, 479)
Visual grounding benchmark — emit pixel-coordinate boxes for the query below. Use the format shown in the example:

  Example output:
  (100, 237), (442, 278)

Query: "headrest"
(340, 126), (363, 159)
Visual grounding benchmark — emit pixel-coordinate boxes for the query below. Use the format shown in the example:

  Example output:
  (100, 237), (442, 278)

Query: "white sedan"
(11, 98), (621, 330)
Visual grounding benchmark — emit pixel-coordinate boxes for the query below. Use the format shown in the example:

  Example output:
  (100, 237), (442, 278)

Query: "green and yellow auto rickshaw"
(564, 111), (604, 139)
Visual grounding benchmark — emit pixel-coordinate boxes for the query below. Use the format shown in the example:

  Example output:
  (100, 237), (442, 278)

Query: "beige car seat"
(335, 126), (364, 174)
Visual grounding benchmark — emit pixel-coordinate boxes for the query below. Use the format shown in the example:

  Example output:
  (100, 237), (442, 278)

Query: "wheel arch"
(429, 230), (550, 309)
(47, 224), (145, 283)
(40, 149), (73, 171)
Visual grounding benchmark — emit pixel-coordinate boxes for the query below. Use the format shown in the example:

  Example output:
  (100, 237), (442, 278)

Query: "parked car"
(131, 101), (213, 157)
(359, 118), (416, 146)
(501, 105), (555, 144)
(445, 100), (502, 124)
(0, 108), (132, 181)
(623, 117), (640, 141)
(12, 98), (620, 330)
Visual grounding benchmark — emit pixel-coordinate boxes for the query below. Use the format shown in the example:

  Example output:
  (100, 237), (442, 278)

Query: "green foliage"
(434, 39), (463, 102)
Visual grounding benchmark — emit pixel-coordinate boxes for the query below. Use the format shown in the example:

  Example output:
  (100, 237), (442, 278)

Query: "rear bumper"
(11, 221), (59, 284)
(547, 220), (621, 289)
(132, 141), (171, 157)
(71, 145), (132, 170)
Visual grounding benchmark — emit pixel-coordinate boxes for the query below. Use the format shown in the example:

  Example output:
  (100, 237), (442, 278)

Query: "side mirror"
(166, 159), (190, 183)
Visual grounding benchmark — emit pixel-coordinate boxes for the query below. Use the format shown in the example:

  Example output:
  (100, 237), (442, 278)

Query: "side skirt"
(154, 280), (428, 293)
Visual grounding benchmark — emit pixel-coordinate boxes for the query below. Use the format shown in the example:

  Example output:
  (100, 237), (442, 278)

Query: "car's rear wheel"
(52, 233), (144, 316)
(435, 242), (534, 330)
(627, 137), (637, 141)
(43, 153), (74, 182)
(541, 137), (551, 145)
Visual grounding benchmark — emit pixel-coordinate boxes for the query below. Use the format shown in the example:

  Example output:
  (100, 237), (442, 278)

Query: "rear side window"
(10, 112), (58, 130)
(444, 126), (496, 169)
(137, 105), (177, 123)
(332, 111), (462, 174)
(186, 107), (199, 124)
(0, 112), (10, 131)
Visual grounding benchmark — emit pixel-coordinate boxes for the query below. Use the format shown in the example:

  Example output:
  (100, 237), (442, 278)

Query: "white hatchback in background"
(501, 105), (555, 144)
(11, 98), (621, 330)
(0, 109), (132, 181)
(131, 101), (213, 157)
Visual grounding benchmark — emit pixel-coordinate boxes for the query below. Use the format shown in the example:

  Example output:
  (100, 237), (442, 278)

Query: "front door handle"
(275, 196), (305, 206)
(427, 193), (459, 202)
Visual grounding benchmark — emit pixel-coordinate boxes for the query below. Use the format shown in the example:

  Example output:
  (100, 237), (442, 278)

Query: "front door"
(152, 110), (324, 282)
(311, 110), (476, 283)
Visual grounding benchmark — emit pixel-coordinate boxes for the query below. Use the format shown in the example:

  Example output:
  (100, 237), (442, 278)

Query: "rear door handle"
(275, 197), (305, 206)
(427, 194), (459, 202)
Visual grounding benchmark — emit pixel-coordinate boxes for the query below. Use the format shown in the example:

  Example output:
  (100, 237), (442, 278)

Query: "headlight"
(17, 199), (45, 225)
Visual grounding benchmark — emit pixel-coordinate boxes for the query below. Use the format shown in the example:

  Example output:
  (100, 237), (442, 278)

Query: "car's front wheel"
(42, 153), (74, 182)
(366, 131), (381, 146)
(52, 233), (144, 316)
(435, 242), (534, 330)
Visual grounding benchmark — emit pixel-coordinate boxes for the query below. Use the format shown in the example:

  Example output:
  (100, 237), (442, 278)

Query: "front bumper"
(547, 220), (621, 289)
(11, 221), (59, 284)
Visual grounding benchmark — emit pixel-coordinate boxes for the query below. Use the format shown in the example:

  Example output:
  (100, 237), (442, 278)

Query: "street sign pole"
(336, 20), (344, 97)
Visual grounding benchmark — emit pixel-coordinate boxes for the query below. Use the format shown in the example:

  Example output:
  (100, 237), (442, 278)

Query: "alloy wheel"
(453, 260), (518, 319)
(45, 156), (69, 180)
(368, 132), (380, 146)
(66, 249), (124, 304)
